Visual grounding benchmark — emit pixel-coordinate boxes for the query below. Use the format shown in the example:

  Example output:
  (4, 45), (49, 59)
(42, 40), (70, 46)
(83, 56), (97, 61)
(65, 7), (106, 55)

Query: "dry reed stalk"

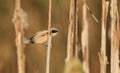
(119, 67), (120, 73)
(110, 0), (119, 73)
(46, 0), (52, 73)
(12, 0), (25, 73)
(75, 0), (79, 59)
(86, 5), (99, 23)
(81, 0), (89, 73)
(65, 0), (74, 64)
(98, 1), (109, 73)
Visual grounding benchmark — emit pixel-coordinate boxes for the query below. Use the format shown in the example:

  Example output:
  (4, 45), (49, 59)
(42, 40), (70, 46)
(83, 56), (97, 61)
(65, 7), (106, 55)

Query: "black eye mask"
(51, 30), (58, 33)
(29, 36), (35, 44)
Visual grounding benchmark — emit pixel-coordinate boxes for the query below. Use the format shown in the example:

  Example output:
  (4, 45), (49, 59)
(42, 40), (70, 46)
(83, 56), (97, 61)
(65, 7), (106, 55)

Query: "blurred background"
(0, 0), (119, 73)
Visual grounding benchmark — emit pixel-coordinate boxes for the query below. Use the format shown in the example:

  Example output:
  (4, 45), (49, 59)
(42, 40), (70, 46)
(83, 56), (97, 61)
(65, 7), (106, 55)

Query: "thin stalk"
(81, 0), (89, 73)
(12, 0), (25, 73)
(75, 0), (79, 59)
(46, 0), (52, 73)
(98, 1), (109, 73)
(65, 0), (74, 64)
(110, 0), (119, 73)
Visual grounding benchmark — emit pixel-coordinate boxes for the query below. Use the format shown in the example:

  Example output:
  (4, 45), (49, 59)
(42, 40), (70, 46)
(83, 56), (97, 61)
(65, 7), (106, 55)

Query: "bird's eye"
(51, 30), (58, 33)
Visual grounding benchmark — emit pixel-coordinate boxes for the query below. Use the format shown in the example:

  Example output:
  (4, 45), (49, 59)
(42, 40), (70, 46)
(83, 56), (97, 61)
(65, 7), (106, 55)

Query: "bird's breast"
(34, 34), (48, 44)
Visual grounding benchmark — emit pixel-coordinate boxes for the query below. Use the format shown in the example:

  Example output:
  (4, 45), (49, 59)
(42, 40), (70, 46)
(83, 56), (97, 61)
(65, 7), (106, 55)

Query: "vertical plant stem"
(12, 0), (25, 73)
(99, 1), (109, 73)
(110, 0), (119, 73)
(81, 0), (89, 73)
(15, 0), (20, 10)
(75, 0), (79, 59)
(46, 0), (52, 73)
(65, 0), (74, 64)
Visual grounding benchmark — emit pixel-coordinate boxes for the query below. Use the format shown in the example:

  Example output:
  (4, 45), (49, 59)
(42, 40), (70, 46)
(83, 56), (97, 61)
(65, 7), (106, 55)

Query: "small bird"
(24, 28), (58, 45)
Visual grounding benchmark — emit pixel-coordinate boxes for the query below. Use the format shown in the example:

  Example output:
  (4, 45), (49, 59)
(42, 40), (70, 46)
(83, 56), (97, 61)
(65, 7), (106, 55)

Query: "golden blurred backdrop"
(0, 0), (119, 73)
